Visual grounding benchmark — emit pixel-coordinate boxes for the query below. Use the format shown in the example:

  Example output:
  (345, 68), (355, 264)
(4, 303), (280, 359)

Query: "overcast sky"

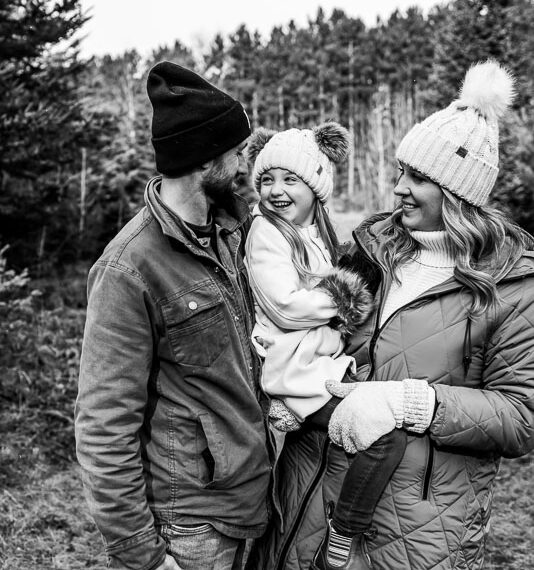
(78, 0), (444, 58)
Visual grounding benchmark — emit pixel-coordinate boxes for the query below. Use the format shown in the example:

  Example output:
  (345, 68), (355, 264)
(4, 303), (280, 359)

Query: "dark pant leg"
(332, 429), (408, 536)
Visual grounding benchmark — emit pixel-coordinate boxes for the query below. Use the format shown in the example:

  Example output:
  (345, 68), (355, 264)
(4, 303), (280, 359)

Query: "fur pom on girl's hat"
(396, 60), (515, 206)
(247, 122), (350, 203)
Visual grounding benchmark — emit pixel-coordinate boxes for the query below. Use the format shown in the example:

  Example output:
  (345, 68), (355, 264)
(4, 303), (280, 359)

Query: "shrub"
(0, 246), (86, 487)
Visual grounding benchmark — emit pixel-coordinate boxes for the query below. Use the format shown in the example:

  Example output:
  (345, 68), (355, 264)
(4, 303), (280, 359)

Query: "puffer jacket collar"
(352, 212), (534, 292)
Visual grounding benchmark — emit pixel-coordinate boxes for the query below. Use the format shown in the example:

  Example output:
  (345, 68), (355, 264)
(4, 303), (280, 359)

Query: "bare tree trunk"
(37, 225), (47, 277)
(252, 90), (259, 129)
(375, 103), (386, 209)
(277, 86), (284, 129)
(332, 93), (339, 121)
(347, 41), (355, 203)
(124, 63), (136, 144)
(318, 74), (325, 123)
(79, 147), (87, 236)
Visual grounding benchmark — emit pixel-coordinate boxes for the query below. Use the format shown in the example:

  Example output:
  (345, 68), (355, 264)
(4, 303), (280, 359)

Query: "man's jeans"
(159, 523), (248, 570)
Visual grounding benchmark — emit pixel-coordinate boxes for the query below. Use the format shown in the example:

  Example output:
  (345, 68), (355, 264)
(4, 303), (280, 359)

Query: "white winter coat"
(245, 214), (354, 421)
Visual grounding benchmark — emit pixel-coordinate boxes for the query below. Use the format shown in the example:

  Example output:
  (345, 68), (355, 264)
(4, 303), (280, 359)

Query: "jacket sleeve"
(430, 279), (534, 458)
(74, 262), (167, 570)
(245, 217), (337, 330)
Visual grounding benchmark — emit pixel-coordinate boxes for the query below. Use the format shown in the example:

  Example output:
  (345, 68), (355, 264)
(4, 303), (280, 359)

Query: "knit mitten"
(269, 398), (301, 432)
(402, 378), (436, 433)
(326, 379), (436, 453)
(326, 380), (404, 453)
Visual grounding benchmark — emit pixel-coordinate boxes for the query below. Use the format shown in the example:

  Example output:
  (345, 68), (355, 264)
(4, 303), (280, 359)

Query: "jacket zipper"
(422, 440), (434, 500)
(353, 231), (436, 504)
(275, 437), (330, 570)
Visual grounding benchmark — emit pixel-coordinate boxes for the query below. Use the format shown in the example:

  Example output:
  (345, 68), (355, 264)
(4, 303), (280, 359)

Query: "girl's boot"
(310, 516), (374, 570)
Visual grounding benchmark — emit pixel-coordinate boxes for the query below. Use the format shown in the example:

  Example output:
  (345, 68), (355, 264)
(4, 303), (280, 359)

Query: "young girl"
(245, 123), (431, 570)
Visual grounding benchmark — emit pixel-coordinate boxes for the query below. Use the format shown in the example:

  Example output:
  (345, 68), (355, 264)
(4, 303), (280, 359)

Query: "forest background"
(0, 0), (533, 568)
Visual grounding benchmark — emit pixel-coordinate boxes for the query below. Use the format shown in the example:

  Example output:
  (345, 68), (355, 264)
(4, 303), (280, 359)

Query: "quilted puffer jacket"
(247, 214), (534, 570)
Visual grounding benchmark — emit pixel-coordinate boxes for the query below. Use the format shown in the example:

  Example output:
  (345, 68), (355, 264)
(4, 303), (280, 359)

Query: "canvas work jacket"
(75, 177), (272, 570)
(247, 214), (534, 570)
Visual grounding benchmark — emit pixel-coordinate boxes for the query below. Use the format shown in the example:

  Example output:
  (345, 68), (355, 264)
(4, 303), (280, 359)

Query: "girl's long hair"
(377, 188), (530, 315)
(258, 200), (339, 283)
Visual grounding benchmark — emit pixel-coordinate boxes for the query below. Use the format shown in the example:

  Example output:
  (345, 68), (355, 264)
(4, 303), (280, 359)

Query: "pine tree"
(0, 0), (89, 269)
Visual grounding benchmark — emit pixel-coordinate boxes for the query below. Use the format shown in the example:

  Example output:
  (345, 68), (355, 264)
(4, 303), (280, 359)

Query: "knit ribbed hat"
(247, 122), (350, 203)
(396, 61), (515, 206)
(147, 61), (251, 177)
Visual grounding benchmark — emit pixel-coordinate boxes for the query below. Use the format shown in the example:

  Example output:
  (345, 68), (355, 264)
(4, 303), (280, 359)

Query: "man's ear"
(198, 161), (212, 172)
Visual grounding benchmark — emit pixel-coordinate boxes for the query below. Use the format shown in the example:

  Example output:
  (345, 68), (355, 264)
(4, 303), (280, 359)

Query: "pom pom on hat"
(396, 60), (515, 206)
(246, 128), (276, 164)
(313, 122), (351, 164)
(250, 121), (350, 203)
(458, 60), (515, 120)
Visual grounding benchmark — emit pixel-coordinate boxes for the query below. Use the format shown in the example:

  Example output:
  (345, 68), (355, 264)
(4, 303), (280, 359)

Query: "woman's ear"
(246, 128), (276, 165)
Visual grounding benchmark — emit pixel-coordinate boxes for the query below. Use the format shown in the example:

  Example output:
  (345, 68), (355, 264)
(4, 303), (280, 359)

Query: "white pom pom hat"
(249, 122), (350, 203)
(396, 60), (515, 206)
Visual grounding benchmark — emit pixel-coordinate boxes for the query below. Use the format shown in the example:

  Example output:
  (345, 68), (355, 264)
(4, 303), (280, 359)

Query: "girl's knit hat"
(396, 60), (515, 206)
(247, 122), (350, 203)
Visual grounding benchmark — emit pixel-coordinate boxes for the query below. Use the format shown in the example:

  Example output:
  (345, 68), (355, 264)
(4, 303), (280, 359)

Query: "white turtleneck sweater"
(380, 230), (456, 326)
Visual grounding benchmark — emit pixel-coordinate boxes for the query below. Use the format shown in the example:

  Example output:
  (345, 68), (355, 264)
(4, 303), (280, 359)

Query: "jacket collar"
(354, 213), (534, 289)
(144, 175), (250, 244)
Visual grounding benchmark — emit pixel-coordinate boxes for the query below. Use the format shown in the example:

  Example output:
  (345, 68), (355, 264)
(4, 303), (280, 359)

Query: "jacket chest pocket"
(161, 281), (228, 367)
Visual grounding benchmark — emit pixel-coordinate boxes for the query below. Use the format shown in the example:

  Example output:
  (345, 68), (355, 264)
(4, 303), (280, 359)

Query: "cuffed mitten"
(402, 378), (436, 433)
(326, 378), (436, 453)
(269, 398), (301, 432)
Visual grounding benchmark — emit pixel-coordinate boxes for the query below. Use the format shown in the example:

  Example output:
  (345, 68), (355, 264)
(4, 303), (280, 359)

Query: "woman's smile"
(394, 163), (444, 231)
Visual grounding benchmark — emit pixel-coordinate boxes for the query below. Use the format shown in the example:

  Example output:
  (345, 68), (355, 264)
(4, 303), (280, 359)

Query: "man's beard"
(201, 165), (238, 207)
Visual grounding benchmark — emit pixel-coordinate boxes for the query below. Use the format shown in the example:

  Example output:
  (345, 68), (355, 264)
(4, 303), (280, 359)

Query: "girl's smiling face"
(259, 168), (316, 227)
(394, 162), (444, 231)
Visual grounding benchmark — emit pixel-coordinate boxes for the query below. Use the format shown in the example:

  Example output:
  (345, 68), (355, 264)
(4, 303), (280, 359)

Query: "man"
(75, 62), (272, 570)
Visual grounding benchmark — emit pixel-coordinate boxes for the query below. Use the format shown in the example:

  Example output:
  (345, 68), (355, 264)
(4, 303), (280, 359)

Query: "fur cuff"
(317, 268), (374, 337)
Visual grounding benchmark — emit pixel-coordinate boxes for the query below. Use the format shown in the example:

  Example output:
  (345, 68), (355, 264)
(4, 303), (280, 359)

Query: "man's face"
(202, 141), (248, 205)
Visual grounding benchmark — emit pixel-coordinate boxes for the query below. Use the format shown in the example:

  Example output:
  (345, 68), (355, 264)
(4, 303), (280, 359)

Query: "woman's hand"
(326, 379), (435, 453)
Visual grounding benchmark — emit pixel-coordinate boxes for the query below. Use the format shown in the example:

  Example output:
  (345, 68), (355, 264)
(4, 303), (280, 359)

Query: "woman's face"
(394, 163), (444, 231)
(259, 168), (316, 227)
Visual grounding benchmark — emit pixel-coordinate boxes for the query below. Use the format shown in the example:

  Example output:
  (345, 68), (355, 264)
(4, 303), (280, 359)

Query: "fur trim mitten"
(317, 268), (374, 337)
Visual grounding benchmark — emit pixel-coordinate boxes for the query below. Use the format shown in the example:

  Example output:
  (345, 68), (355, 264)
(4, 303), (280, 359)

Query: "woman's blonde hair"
(258, 200), (339, 283)
(378, 188), (530, 315)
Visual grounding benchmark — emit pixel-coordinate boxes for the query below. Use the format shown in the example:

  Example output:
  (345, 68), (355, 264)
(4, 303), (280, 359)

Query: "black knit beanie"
(147, 61), (251, 176)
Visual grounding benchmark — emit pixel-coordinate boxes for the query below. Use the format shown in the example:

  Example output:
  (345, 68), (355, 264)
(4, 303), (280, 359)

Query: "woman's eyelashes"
(397, 165), (429, 185)
(395, 166), (404, 185)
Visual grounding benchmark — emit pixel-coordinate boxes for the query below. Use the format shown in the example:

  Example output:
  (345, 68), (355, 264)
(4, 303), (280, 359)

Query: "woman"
(247, 61), (534, 570)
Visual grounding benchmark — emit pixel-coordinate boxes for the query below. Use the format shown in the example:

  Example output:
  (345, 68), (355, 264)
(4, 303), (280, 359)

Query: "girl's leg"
(332, 429), (408, 536)
(312, 430), (408, 569)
